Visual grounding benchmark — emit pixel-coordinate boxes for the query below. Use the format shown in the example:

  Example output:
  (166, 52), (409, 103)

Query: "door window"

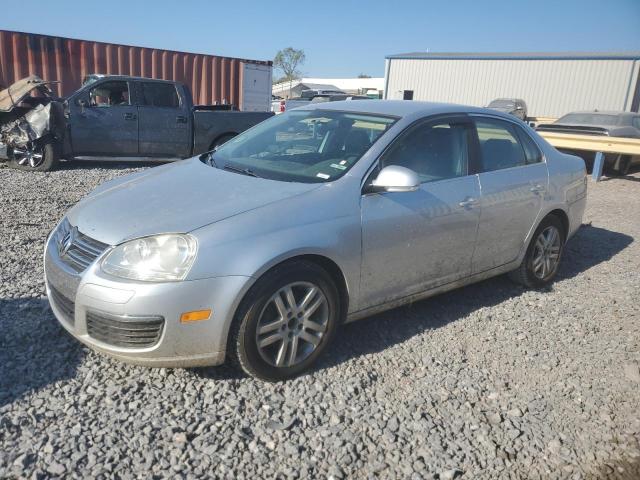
(380, 119), (471, 183)
(141, 82), (180, 108)
(515, 128), (543, 164)
(633, 117), (640, 129)
(475, 118), (528, 172)
(88, 81), (130, 107)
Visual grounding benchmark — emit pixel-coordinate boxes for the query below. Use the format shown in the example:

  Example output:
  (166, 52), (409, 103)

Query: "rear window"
(141, 82), (180, 108)
(558, 113), (619, 126)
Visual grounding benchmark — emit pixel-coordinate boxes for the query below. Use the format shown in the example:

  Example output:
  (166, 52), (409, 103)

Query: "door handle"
(176, 116), (188, 124)
(123, 113), (137, 120)
(459, 197), (478, 208)
(530, 184), (545, 194)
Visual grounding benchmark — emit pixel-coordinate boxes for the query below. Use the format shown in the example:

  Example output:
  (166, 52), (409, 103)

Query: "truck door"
(137, 82), (192, 158)
(68, 80), (139, 156)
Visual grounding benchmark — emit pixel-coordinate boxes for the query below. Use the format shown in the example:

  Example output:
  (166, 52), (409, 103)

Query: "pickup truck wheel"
(210, 133), (236, 150)
(9, 140), (59, 172)
(228, 260), (340, 381)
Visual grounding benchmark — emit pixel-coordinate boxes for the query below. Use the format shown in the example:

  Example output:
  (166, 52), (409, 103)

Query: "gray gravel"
(1, 161), (639, 479)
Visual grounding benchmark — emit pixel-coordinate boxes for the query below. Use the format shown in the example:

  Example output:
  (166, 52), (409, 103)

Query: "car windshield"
(558, 113), (619, 126)
(207, 110), (397, 183)
(488, 99), (515, 109)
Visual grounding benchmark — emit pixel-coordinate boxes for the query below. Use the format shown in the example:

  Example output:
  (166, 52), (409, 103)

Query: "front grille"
(86, 310), (165, 348)
(55, 219), (109, 273)
(48, 284), (75, 325)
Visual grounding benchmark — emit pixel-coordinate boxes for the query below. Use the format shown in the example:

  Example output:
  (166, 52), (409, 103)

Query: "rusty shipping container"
(0, 30), (273, 111)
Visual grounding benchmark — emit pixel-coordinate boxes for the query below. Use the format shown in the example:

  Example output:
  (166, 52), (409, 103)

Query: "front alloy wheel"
(13, 142), (44, 168)
(9, 140), (59, 172)
(229, 261), (340, 381)
(256, 282), (329, 368)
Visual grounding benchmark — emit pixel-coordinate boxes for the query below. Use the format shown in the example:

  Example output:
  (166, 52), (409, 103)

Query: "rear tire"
(509, 215), (565, 288)
(9, 139), (59, 172)
(228, 260), (340, 381)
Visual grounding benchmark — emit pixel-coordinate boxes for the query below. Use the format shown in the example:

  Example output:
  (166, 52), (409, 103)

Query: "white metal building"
(384, 52), (640, 118)
(273, 77), (385, 98)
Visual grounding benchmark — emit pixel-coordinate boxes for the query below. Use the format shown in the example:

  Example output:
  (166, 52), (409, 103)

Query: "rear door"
(471, 116), (548, 273)
(68, 80), (138, 156)
(137, 82), (192, 158)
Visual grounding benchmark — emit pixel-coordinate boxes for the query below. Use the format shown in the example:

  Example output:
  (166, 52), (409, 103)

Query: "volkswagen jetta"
(45, 100), (587, 381)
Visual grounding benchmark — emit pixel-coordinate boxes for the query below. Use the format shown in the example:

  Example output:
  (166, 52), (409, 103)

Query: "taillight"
(280, 101), (285, 113)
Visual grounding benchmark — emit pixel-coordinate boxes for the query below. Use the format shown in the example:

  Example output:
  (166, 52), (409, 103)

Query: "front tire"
(9, 139), (59, 172)
(509, 215), (565, 288)
(228, 261), (340, 381)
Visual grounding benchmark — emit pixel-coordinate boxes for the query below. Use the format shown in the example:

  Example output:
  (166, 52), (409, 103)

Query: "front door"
(137, 81), (192, 158)
(471, 116), (548, 272)
(360, 116), (481, 309)
(68, 80), (138, 156)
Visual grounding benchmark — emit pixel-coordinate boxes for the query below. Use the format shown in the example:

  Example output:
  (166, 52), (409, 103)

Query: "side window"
(475, 118), (527, 172)
(88, 81), (130, 107)
(380, 119), (471, 183)
(515, 127), (543, 164)
(633, 117), (640, 129)
(141, 82), (180, 108)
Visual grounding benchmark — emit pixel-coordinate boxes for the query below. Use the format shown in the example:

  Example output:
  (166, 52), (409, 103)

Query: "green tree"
(274, 48), (306, 97)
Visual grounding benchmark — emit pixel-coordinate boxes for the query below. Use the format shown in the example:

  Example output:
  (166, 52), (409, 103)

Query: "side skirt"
(345, 260), (520, 323)
(72, 156), (183, 162)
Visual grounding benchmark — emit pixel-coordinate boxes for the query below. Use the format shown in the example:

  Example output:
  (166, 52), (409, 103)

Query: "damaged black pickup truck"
(0, 75), (273, 171)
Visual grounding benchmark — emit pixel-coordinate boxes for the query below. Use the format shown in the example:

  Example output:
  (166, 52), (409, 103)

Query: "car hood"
(67, 158), (321, 245)
(0, 75), (57, 112)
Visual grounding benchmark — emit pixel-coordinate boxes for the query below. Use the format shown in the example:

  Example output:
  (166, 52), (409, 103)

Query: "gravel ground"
(0, 161), (639, 479)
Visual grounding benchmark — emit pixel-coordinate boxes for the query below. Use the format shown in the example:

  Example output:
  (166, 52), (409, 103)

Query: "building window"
(403, 90), (414, 100)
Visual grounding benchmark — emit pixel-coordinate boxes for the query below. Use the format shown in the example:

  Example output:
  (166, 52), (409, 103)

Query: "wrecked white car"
(0, 75), (64, 170)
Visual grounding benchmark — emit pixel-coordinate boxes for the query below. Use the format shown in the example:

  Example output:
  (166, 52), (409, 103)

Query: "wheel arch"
(547, 208), (569, 240)
(234, 252), (350, 324)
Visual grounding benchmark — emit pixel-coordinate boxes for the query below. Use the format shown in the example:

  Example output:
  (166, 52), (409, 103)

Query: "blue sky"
(2, 0), (639, 78)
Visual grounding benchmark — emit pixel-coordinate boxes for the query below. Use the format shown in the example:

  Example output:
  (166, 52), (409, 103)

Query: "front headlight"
(101, 234), (197, 282)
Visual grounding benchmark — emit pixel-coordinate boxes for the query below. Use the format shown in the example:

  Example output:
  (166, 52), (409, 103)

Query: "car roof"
(299, 99), (512, 119)
(86, 73), (179, 84)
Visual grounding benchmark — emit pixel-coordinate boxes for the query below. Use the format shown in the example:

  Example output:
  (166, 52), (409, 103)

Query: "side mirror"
(368, 165), (420, 193)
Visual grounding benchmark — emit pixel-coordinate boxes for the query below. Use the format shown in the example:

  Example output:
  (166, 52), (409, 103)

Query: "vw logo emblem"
(58, 227), (77, 258)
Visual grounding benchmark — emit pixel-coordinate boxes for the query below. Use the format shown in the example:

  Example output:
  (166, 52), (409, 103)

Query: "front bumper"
(44, 232), (250, 367)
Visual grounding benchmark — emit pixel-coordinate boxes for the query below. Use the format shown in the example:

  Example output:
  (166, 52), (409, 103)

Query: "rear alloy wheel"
(9, 140), (59, 172)
(229, 261), (340, 381)
(530, 226), (562, 280)
(509, 215), (565, 288)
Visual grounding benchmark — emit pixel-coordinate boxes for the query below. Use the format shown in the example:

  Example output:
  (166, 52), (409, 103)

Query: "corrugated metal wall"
(385, 58), (640, 117)
(0, 30), (272, 109)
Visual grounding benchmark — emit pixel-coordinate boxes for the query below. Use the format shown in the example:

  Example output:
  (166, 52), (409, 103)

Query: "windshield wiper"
(223, 163), (260, 178)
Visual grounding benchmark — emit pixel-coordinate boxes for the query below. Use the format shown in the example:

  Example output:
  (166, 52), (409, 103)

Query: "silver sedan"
(45, 100), (587, 381)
